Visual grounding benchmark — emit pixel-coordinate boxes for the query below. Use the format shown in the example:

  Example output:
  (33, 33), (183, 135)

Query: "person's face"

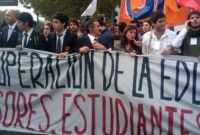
(53, 19), (65, 32)
(69, 22), (78, 32)
(91, 21), (101, 36)
(126, 29), (136, 41)
(114, 26), (119, 34)
(153, 18), (166, 31)
(5, 11), (16, 25)
(17, 20), (26, 31)
(43, 25), (51, 37)
(143, 22), (151, 33)
(190, 14), (200, 28)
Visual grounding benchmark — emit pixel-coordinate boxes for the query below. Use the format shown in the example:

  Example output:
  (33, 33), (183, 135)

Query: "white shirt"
(142, 28), (177, 55)
(56, 29), (67, 50)
(7, 22), (17, 41)
(172, 27), (188, 48)
(22, 28), (33, 47)
(88, 34), (98, 44)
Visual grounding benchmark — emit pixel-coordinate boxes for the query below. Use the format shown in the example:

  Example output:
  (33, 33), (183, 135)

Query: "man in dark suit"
(16, 12), (45, 50)
(0, 10), (20, 48)
(47, 12), (76, 58)
(76, 18), (108, 53)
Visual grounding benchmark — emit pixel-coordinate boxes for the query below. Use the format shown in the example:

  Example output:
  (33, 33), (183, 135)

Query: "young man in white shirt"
(142, 11), (177, 55)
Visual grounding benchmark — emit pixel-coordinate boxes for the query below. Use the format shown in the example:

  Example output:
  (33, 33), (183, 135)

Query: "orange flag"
(119, 0), (130, 23)
(119, 0), (146, 23)
(119, 0), (190, 26)
(164, 0), (190, 26)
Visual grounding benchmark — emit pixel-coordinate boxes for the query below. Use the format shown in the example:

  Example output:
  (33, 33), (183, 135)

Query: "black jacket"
(46, 30), (76, 53)
(0, 25), (20, 48)
(18, 30), (46, 50)
(75, 34), (109, 52)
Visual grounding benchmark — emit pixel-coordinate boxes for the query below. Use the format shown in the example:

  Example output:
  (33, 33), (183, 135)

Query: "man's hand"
(93, 43), (106, 50)
(58, 52), (69, 59)
(185, 20), (192, 30)
(79, 46), (90, 53)
(134, 40), (142, 47)
(129, 52), (137, 57)
(15, 45), (23, 50)
(160, 47), (173, 55)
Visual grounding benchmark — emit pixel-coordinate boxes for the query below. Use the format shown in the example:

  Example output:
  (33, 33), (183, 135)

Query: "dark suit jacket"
(18, 30), (46, 50)
(75, 34), (109, 52)
(0, 25), (20, 48)
(47, 30), (76, 54)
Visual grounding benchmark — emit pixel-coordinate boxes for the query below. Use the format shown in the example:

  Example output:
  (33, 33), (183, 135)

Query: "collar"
(152, 28), (168, 39)
(23, 28), (33, 37)
(8, 22), (17, 29)
(88, 34), (98, 44)
(56, 29), (67, 37)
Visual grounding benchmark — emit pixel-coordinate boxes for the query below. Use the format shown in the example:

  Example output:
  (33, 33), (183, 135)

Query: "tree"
(19, 0), (120, 20)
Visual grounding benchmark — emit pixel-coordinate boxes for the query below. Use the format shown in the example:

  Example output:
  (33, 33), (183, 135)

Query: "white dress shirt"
(22, 28), (33, 47)
(88, 34), (98, 44)
(56, 29), (67, 50)
(7, 22), (17, 41)
(142, 28), (177, 55)
(172, 27), (188, 48)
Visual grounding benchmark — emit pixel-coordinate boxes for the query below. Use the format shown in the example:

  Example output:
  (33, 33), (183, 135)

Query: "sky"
(0, 2), (44, 21)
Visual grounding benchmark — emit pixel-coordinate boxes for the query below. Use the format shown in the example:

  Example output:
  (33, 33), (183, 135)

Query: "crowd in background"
(0, 9), (199, 58)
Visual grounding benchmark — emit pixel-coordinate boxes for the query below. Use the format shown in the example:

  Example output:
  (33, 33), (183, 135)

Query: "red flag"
(177, 0), (200, 10)
(164, 0), (190, 26)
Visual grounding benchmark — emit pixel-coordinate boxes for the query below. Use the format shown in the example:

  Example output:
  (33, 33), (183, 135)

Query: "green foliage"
(19, 0), (120, 20)
(0, 10), (5, 23)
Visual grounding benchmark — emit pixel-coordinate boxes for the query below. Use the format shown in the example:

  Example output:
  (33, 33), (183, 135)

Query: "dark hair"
(53, 12), (69, 27)
(85, 18), (98, 33)
(43, 21), (53, 32)
(187, 10), (200, 20)
(121, 25), (141, 53)
(69, 18), (79, 27)
(118, 22), (127, 33)
(150, 11), (165, 23)
(98, 17), (106, 26)
(143, 20), (151, 25)
(122, 25), (139, 44)
(130, 20), (141, 27)
(18, 12), (36, 27)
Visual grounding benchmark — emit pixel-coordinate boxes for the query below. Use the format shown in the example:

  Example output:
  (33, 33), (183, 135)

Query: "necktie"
(23, 33), (28, 47)
(56, 34), (63, 53)
(94, 37), (98, 43)
(7, 27), (13, 41)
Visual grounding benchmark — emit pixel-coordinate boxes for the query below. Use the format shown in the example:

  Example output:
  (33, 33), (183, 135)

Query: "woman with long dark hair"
(115, 25), (142, 56)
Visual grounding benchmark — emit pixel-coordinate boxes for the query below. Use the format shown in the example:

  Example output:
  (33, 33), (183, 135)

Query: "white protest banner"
(81, 0), (97, 17)
(0, 49), (200, 134)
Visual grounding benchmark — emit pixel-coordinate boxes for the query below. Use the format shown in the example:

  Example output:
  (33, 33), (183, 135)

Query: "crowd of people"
(0, 10), (199, 58)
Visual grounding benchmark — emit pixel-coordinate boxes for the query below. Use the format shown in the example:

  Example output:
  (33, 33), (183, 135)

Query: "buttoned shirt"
(22, 28), (33, 47)
(7, 22), (17, 41)
(88, 34), (98, 44)
(142, 28), (177, 55)
(172, 27), (188, 49)
(56, 29), (67, 51)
